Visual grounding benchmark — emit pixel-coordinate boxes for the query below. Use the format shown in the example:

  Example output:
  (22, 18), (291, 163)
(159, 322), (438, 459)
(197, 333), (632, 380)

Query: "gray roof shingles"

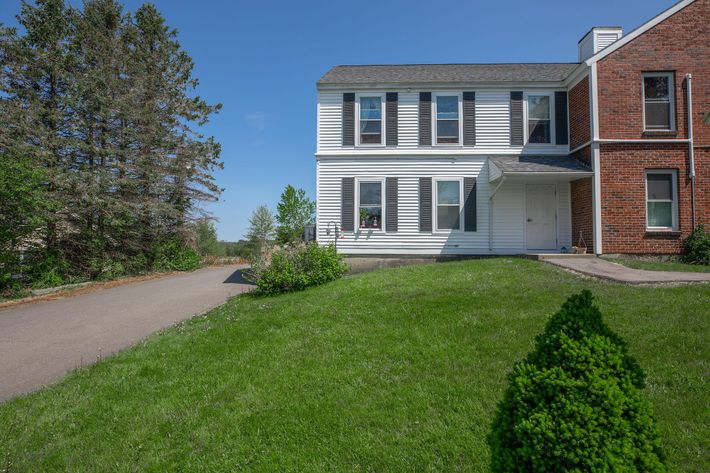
(489, 156), (592, 174)
(317, 63), (580, 85)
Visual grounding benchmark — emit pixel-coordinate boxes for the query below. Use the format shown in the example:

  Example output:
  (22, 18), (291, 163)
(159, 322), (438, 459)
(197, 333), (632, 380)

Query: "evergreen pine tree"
(488, 290), (666, 472)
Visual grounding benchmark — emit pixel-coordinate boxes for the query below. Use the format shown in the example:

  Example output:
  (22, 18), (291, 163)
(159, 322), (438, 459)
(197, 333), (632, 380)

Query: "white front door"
(526, 184), (557, 250)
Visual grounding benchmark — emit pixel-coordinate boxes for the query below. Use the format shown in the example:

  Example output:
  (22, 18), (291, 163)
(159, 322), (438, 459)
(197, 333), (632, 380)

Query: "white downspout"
(590, 63), (603, 255)
(686, 73), (696, 227)
(488, 176), (506, 251)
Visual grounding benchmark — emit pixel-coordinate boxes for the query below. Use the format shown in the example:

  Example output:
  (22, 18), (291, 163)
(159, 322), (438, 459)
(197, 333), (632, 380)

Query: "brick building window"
(642, 73), (675, 131)
(645, 170), (677, 231)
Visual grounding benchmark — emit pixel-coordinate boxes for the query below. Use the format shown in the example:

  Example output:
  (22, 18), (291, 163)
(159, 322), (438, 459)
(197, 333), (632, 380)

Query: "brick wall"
(571, 145), (594, 251)
(599, 142), (710, 253)
(570, 177), (594, 251)
(569, 75), (591, 150)
(597, 0), (709, 142)
(595, 0), (709, 254)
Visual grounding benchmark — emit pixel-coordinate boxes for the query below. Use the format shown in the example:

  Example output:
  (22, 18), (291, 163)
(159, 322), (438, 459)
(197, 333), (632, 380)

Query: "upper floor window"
(527, 95), (551, 143)
(435, 95), (460, 144)
(643, 73), (674, 131)
(358, 96), (383, 145)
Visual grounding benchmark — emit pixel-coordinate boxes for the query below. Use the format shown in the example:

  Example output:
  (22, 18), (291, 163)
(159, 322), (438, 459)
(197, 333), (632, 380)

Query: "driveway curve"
(0, 265), (252, 402)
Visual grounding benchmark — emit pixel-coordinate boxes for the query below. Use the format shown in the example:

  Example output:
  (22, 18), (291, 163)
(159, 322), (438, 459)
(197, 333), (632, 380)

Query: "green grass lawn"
(1, 259), (708, 472)
(602, 256), (710, 273)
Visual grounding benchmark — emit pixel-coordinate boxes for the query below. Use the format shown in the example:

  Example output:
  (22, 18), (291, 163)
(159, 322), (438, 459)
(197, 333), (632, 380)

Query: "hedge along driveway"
(0, 258), (708, 472)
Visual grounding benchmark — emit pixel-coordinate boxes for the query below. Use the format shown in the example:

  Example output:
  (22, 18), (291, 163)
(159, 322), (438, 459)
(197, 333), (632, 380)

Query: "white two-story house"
(316, 63), (593, 255)
(315, 1), (709, 257)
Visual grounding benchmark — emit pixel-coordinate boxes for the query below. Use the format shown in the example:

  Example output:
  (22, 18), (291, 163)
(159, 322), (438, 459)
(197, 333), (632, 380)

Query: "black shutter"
(385, 177), (398, 232)
(386, 92), (398, 146)
(464, 177), (477, 232)
(510, 91), (523, 146)
(419, 92), (432, 146)
(463, 91), (476, 146)
(555, 91), (569, 145)
(341, 177), (354, 231)
(342, 93), (355, 146)
(419, 177), (432, 232)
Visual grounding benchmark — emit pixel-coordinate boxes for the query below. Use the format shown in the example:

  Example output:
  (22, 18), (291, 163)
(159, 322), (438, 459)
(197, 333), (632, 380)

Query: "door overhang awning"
(489, 156), (593, 183)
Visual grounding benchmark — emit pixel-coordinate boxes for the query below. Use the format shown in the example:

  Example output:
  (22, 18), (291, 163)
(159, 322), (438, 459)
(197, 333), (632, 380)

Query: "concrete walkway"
(542, 256), (710, 284)
(0, 265), (252, 402)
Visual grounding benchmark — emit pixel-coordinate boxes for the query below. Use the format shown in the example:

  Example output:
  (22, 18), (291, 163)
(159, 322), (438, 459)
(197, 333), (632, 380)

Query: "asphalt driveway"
(0, 265), (252, 402)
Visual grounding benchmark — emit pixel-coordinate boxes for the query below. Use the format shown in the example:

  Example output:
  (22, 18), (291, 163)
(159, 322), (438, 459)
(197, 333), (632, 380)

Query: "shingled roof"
(489, 156), (592, 174)
(318, 63), (580, 86)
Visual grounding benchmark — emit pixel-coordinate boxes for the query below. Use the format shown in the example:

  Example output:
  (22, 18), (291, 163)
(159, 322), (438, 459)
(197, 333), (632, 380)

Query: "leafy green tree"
(0, 154), (50, 290)
(488, 290), (665, 472)
(247, 205), (276, 252)
(275, 186), (315, 244)
(194, 218), (220, 256)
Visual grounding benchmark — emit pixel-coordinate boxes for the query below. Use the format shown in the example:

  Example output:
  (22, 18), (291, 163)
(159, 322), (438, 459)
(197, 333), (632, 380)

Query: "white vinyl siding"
(317, 89), (569, 155)
(475, 92), (511, 148)
(316, 157), (572, 254)
(317, 92), (342, 151)
(397, 92), (419, 148)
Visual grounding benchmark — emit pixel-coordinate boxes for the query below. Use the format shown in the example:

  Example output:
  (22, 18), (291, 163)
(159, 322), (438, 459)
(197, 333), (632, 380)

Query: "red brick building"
(569, 0), (709, 254)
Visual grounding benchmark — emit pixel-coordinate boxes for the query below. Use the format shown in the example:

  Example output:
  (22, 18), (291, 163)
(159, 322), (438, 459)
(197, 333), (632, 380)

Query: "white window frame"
(433, 177), (464, 232)
(355, 93), (386, 147)
(642, 72), (675, 132)
(645, 169), (678, 231)
(524, 92), (555, 145)
(432, 92), (463, 146)
(355, 177), (385, 232)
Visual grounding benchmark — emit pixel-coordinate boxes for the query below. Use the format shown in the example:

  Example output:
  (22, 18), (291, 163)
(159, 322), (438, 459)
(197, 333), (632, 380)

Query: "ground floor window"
(358, 180), (382, 229)
(645, 170), (677, 230)
(435, 179), (462, 231)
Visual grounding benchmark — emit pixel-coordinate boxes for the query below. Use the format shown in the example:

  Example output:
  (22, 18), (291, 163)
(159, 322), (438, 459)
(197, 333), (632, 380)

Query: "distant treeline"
(1, 0), (222, 292)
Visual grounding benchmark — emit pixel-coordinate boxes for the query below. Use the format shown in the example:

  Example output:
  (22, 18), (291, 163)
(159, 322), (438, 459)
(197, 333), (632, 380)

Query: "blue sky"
(2, 0), (673, 241)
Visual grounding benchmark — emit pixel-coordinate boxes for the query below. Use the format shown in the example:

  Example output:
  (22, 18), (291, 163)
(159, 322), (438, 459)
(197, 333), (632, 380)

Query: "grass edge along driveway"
(1, 258), (708, 472)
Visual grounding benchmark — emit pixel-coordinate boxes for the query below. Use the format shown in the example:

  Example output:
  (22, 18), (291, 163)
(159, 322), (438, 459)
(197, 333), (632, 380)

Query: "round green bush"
(682, 224), (710, 265)
(250, 243), (346, 295)
(488, 290), (665, 472)
(152, 240), (200, 272)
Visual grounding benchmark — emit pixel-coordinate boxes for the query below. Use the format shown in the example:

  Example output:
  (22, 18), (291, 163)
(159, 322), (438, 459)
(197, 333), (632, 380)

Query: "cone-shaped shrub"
(488, 290), (665, 472)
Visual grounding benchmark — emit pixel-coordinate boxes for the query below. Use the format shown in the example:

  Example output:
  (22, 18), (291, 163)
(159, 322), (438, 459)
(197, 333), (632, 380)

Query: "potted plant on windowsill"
(360, 209), (368, 229)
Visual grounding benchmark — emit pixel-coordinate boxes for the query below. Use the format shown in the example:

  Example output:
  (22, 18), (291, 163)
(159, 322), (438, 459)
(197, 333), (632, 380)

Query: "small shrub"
(681, 225), (710, 265)
(89, 258), (127, 281)
(27, 254), (71, 289)
(123, 253), (150, 274)
(249, 243), (346, 295)
(488, 290), (665, 472)
(152, 240), (200, 272)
